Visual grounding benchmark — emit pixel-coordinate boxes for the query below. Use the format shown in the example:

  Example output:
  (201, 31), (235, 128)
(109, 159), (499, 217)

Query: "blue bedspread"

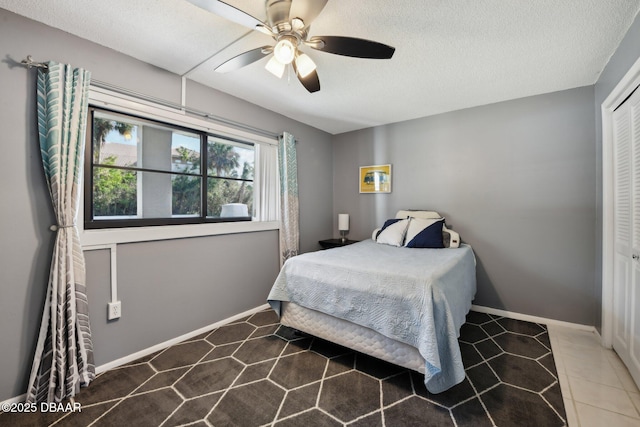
(267, 239), (477, 393)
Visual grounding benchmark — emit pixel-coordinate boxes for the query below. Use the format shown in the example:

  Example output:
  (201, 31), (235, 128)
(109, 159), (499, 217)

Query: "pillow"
(376, 218), (410, 247)
(395, 210), (441, 220)
(443, 226), (461, 248)
(404, 217), (445, 248)
(375, 218), (401, 238)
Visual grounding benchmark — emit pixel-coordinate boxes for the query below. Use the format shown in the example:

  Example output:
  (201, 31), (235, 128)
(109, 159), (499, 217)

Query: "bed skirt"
(280, 301), (425, 373)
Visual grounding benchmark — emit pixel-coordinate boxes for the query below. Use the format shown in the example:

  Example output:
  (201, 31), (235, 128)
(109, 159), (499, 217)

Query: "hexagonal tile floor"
(0, 310), (566, 426)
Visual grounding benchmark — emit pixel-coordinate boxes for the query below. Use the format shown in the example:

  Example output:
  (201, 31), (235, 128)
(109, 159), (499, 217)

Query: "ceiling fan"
(187, 0), (396, 93)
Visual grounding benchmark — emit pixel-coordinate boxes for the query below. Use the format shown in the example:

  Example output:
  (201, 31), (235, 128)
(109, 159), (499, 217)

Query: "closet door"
(613, 87), (640, 386)
(613, 99), (631, 360)
(630, 90), (640, 384)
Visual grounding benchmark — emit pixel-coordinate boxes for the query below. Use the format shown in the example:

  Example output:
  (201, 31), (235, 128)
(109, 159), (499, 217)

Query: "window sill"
(80, 220), (280, 248)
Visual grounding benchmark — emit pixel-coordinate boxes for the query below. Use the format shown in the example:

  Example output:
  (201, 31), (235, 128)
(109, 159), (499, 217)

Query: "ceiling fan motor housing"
(266, 0), (294, 27)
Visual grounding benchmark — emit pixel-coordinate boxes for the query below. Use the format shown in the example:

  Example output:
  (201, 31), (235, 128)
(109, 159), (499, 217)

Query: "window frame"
(79, 86), (279, 247)
(85, 107), (257, 228)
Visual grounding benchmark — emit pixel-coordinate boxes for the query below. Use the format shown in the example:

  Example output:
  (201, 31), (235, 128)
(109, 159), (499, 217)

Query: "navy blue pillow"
(376, 218), (403, 239)
(405, 219), (445, 248)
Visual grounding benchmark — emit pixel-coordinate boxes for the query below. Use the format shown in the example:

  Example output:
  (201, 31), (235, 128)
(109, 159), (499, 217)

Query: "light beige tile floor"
(547, 324), (640, 426)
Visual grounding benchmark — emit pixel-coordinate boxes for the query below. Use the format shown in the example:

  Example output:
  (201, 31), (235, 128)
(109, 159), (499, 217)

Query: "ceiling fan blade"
(215, 46), (272, 73)
(292, 59), (320, 93)
(307, 36), (395, 59)
(289, 0), (328, 26)
(266, 0), (292, 27)
(187, 0), (265, 30)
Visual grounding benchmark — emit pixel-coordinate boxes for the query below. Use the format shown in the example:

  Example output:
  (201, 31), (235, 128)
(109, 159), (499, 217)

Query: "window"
(85, 108), (256, 228)
(206, 136), (254, 218)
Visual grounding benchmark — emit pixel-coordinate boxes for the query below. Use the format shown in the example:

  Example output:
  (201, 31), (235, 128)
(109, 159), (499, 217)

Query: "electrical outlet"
(108, 301), (121, 320)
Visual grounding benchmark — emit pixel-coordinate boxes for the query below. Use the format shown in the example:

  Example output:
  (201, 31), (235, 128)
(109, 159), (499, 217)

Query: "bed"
(267, 210), (476, 393)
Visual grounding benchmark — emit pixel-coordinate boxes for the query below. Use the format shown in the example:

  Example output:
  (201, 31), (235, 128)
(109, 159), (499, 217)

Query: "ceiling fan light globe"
(295, 53), (316, 78)
(274, 38), (296, 64)
(265, 55), (285, 78)
(291, 18), (305, 31)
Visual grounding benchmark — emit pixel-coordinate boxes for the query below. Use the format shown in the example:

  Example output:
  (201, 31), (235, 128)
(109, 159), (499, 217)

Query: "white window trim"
(80, 86), (280, 247)
(80, 221), (280, 247)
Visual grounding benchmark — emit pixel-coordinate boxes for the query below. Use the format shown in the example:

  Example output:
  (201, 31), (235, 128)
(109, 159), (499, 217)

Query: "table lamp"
(338, 213), (349, 242)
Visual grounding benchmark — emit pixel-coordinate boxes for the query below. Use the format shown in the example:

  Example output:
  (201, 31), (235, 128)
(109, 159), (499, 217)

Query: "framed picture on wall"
(359, 164), (392, 193)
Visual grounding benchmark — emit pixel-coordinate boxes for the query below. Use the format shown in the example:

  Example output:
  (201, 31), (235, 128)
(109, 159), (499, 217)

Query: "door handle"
(633, 254), (639, 260)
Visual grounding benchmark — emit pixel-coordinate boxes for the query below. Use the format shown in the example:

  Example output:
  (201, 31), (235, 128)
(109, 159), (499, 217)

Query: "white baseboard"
(471, 304), (597, 333)
(96, 303), (270, 374)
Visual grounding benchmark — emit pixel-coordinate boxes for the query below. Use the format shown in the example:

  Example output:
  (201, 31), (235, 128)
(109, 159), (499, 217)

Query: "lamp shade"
(338, 214), (349, 231)
(274, 37), (296, 64)
(295, 53), (316, 78)
(265, 56), (285, 78)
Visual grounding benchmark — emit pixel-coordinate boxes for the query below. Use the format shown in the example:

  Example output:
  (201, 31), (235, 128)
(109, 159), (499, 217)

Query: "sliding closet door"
(613, 87), (640, 386)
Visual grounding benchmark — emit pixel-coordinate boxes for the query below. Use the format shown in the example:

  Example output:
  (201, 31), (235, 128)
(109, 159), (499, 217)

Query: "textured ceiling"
(2, 0), (640, 134)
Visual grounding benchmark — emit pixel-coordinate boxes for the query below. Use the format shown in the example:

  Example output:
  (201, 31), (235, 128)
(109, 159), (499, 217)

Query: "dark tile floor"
(0, 310), (566, 426)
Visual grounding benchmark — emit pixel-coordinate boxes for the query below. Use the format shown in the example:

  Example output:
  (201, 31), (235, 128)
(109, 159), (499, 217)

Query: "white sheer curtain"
(257, 143), (280, 221)
(278, 132), (299, 264)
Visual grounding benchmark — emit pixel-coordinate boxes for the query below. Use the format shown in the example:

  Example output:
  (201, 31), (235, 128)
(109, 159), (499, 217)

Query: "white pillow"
(444, 226), (460, 248)
(395, 210), (441, 220)
(376, 218), (410, 247)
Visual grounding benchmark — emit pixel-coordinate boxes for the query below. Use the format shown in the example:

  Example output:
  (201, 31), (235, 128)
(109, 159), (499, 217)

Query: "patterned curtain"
(26, 62), (95, 403)
(278, 132), (299, 263)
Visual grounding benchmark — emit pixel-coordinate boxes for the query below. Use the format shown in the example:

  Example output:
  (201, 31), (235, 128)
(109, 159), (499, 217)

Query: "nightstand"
(318, 238), (359, 249)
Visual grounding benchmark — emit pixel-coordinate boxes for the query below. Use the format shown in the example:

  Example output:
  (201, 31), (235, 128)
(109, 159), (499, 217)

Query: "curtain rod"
(20, 56), (280, 141)
(20, 55), (48, 69)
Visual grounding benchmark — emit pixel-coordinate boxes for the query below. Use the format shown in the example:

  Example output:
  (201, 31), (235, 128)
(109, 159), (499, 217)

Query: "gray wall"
(85, 232), (280, 366)
(594, 12), (640, 332)
(332, 87), (597, 325)
(0, 9), (332, 401)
